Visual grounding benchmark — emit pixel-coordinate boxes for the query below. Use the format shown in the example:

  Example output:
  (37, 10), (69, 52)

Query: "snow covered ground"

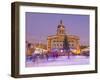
(26, 56), (89, 67)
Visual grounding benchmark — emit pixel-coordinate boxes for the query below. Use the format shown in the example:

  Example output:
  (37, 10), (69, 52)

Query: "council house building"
(47, 20), (80, 52)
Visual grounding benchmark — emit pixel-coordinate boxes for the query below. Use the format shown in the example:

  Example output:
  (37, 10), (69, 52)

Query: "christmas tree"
(63, 35), (70, 58)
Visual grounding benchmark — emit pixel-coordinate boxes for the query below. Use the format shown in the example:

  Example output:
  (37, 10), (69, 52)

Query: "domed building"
(47, 20), (80, 53)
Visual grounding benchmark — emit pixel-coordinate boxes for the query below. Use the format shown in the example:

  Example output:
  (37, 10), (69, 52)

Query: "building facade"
(47, 20), (80, 52)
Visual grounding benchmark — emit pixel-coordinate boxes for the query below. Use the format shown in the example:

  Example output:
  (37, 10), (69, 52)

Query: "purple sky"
(26, 12), (89, 45)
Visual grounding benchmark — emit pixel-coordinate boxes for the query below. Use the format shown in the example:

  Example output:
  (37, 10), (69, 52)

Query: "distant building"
(47, 20), (80, 52)
(26, 41), (47, 56)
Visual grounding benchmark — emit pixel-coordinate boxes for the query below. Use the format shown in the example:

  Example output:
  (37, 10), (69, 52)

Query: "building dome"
(57, 20), (65, 28)
(57, 20), (65, 35)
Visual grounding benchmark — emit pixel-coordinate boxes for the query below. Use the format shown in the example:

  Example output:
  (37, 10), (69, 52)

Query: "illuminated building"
(47, 20), (80, 52)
